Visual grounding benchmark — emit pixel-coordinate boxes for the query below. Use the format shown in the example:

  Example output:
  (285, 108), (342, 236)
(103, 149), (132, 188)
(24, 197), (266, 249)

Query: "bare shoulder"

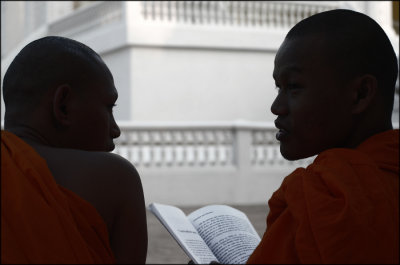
(40, 147), (142, 203)
(35, 146), (147, 263)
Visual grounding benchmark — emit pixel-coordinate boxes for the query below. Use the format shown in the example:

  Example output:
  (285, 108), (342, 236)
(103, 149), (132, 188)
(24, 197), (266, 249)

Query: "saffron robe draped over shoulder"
(247, 129), (399, 264)
(1, 131), (115, 264)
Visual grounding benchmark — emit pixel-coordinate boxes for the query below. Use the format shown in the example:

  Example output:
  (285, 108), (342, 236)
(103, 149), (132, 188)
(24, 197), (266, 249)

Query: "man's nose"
(270, 92), (289, 116)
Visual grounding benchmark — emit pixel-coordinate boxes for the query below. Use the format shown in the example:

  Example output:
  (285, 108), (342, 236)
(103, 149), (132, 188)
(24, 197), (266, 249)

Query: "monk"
(246, 9), (399, 264)
(1, 36), (147, 263)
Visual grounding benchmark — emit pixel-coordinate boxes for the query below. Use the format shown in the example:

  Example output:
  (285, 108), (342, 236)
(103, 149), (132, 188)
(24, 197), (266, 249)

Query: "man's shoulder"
(35, 146), (141, 203)
(39, 147), (142, 230)
(41, 146), (138, 178)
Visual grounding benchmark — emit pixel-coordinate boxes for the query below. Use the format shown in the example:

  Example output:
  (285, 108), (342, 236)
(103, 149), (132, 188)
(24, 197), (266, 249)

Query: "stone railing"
(141, 1), (339, 27)
(48, 1), (124, 36)
(47, 1), (340, 37)
(112, 121), (315, 205)
(113, 121), (314, 169)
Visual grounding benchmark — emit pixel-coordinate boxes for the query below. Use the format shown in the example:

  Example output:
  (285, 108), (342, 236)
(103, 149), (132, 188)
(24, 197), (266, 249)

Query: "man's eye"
(286, 84), (301, 90)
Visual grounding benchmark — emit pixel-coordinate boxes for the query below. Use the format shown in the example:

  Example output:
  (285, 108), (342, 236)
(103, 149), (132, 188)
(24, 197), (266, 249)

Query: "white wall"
(129, 47), (277, 122)
(101, 48), (133, 121)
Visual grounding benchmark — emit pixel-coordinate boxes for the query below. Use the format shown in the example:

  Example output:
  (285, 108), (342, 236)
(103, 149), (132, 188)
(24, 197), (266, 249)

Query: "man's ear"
(53, 84), (72, 126)
(351, 74), (377, 114)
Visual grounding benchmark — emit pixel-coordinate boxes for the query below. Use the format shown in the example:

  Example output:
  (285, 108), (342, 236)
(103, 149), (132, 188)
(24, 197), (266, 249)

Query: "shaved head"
(284, 9), (398, 116)
(3, 36), (110, 124)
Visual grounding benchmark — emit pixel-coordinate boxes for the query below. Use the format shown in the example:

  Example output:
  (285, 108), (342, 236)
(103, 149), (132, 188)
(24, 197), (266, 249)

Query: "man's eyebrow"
(273, 65), (303, 79)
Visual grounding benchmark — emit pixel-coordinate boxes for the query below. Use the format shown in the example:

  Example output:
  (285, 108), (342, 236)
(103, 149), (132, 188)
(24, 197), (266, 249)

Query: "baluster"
(216, 1), (224, 25)
(217, 131), (225, 166)
(157, 1), (164, 21)
(281, 2), (288, 28)
(225, 131), (234, 166)
(165, 1), (170, 21)
(267, 2), (274, 28)
(163, 131), (171, 167)
(214, 130), (221, 166)
(226, 1), (232, 25)
(210, 131), (218, 166)
(226, 1), (234, 26)
(193, 1), (201, 25)
(141, 1), (149, 20)
(266, 131), (274, 165)
(250, 132), (257, 166)
(183, 131), (191, 166)
(288, 3), (295, 27)
(275, 2), (283, 28)
(261, 131), (269, 166)
(217, 130), (227, 166)
(169, 1), (177, 22)
(174, 131), (183, 166)
(208, 1), (217, 25)
(150, 1), (157, 21)
(191, 130), (199, 166)
(304, 4), (312, 18)
(203, 131), (210, 166)
(223, 1), (230, 26)
(185, 1), (194, 24)
(145, 131), (152, 167)
(253, 131), (260, 166)
(158, 131), (165, 167)
(128, 132), (137, 166)
(259, 1), (267, 27)
(136, 131), (143, 167)
(171, 130), (178, 166)
(247, 1), (255, 26)
(152, 131), (161, 167)
(239, 1), (246, 27)
(231, 1), (239, 26)
(177, 1), (185, 23)
(298, 3), (305, 22)
(252, 1), (261, 27)
(201, 1), (209, 24)
(195, 131), (205, 166)
(254, 131), (263, 165)
(140, 131), (147, 167)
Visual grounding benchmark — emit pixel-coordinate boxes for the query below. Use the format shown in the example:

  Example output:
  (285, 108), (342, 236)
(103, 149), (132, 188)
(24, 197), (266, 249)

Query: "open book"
(148, 203), (261, 264)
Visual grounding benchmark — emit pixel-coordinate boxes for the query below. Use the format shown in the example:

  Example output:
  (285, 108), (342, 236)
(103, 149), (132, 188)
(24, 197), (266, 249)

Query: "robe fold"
(247, 129), (399, 264)
(1, 130), (115, 264)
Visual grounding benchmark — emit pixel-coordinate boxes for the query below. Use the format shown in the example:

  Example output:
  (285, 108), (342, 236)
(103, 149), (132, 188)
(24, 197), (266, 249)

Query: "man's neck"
(346, 119), (393, 149)
(5, 123), (51, 147)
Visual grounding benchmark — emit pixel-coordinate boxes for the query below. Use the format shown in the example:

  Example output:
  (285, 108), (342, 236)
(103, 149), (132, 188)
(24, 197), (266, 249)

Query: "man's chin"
(280, 145), (315, 161)
(107, 143), (115, 152)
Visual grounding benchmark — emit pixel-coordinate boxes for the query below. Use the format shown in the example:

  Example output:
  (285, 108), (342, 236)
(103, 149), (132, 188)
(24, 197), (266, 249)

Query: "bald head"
(3, 36), (110, 125)
(285, 9), (398, 116)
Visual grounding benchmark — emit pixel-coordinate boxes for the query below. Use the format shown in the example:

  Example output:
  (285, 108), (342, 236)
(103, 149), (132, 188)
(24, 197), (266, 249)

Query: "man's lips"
(274, 120), (289, 141)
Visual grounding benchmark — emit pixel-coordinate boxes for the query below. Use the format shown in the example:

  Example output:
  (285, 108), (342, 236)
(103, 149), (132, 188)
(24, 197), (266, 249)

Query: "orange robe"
(247, 129), (399, 264)
(1, 131), (115, 264)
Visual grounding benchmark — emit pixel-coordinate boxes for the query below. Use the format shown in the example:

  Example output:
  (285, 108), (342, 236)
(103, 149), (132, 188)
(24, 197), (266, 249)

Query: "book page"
(188, 205), (261, 264)
(148, 203), (218, 264)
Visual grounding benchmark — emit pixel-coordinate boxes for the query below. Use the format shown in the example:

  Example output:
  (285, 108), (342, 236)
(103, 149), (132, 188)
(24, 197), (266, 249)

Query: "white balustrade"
(141, 1), (339, 28)
(48, 1), (123, 36)
(113, 121), (313, 169)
